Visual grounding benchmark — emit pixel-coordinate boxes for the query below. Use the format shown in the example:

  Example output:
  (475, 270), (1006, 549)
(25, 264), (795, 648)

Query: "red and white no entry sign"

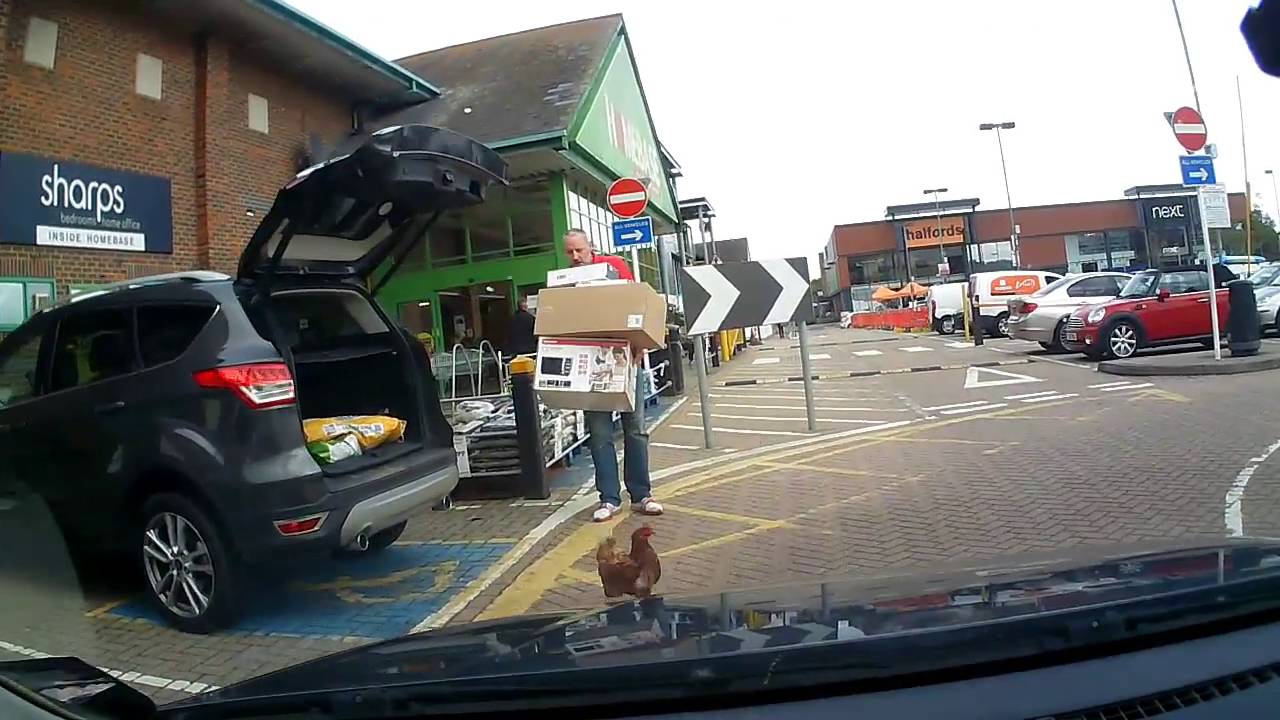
(1170, 106), (1207, 152)
(607, 177), (648, 219)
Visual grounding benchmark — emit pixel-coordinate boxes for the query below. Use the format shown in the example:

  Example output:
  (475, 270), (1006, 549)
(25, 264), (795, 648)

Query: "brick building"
(0, 0), (433, 330)
(821, 187), (1250, 311)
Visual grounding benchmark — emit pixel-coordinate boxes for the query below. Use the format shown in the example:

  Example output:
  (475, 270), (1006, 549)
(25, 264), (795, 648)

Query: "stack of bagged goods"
(303, 415), (408, 465)
(532, 265), (666, 413)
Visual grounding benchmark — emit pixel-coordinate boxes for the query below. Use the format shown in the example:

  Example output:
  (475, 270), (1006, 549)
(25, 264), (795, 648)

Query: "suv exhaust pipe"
(349, 530), (370, 552)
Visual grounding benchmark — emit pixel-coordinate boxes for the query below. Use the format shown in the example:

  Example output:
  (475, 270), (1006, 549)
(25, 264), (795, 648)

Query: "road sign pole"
(796, 321), (818, 432)
(694, 333), (713, 448)
(1198, 193), (1222, 361)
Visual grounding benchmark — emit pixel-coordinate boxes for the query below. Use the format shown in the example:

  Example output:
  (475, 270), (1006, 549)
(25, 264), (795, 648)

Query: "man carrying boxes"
(533, 229), (665, 522)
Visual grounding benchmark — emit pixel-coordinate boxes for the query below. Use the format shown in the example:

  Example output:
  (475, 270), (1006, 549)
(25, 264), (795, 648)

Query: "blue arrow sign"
(612, 216), (654, 249)
(1179, 155), (1216, 185)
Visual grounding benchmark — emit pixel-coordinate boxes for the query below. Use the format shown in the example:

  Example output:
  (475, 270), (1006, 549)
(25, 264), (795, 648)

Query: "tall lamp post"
(923, 187), (949, 277)
(979, 121), (1019, 267)
(1266, 170), (1279, 225)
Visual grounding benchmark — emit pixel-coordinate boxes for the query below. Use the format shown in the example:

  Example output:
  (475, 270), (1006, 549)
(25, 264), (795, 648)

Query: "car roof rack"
(47, 271), (231, 311)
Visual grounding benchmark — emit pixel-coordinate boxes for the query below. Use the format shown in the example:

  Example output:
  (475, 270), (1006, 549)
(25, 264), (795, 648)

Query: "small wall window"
(0, 278), (56, 332)
(248, 93), (270, 134)
(23, 17), (58, 70)
(135, 53), (163, 99)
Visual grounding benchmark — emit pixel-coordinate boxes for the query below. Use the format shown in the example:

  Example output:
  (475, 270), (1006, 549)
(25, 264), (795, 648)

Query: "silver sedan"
(1006, 272), (1131, 351)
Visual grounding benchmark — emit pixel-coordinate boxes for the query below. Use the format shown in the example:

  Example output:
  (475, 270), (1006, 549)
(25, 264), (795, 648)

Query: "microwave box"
(546, 264), (611, 287)
(534, 281), (666, 350)
(534, 337), (636, 412)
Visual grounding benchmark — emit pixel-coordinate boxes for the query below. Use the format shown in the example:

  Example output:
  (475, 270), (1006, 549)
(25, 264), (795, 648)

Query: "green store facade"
(372, 15), (680, 355)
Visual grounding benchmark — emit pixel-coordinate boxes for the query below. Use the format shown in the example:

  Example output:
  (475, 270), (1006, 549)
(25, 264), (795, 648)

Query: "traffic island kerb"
(1098, 348), (1280, 376)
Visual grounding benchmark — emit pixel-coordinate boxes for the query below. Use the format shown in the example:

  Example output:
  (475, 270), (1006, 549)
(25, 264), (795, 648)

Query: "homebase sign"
(0, 152), (173, 253)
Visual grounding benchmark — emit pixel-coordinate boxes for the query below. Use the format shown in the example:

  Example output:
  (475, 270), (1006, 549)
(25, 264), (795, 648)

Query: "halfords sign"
(0, 152), (173, 253)
(902, 216), (967, 249)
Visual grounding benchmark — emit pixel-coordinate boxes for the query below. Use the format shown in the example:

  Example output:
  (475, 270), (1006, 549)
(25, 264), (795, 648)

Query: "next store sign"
(0, 152), (173, 254)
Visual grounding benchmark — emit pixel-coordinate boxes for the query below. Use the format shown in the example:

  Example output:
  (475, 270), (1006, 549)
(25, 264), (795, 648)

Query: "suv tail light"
(194, 362), (295, 409)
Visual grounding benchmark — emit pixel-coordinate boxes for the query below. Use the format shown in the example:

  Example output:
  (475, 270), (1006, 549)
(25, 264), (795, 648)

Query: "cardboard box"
(534, 282), (667, 350)
(547, 264), (611, 287)
(534, 337), (636, 412)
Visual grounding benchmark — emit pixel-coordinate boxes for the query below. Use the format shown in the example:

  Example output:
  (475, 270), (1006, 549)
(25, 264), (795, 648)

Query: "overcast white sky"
(295, 0), (1275, 264)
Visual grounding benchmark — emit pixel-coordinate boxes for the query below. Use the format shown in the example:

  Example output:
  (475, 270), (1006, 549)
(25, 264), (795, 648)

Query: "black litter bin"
(1227, 278), (1261, 357)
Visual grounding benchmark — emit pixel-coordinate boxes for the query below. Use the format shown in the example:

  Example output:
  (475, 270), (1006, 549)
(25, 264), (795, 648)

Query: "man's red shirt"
(590, 253), (634, 281)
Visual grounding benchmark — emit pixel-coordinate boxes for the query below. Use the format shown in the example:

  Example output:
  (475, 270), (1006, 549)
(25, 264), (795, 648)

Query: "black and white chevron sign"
(680, 258), (814, 335)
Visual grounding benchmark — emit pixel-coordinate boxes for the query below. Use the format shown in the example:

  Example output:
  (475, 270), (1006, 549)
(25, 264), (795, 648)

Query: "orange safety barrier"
(846, 307), (929, 331)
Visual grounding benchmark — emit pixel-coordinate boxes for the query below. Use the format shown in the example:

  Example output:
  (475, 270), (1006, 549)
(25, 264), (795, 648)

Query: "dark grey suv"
(0, 125), (506, 632)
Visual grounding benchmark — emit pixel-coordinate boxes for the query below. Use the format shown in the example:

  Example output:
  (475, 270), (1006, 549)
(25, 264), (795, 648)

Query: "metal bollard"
(666, 338), (685, 394)
(509, 356), (549, 499)
(1227, 279), (1261, 357)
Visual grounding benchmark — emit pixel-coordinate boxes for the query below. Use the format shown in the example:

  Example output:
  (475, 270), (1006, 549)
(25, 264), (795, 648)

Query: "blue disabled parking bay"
(109, 541), (513, 639)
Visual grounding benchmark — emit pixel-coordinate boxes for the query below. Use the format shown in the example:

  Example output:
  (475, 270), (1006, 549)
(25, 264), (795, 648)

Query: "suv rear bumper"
(234, 460), (458, 562)
(339, 464), (457, 546)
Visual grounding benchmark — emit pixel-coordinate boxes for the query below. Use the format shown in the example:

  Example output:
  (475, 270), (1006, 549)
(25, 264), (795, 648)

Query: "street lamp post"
(979, 122), (1019, 267)
(923, 187), (949, 277)
(1267, 170), (1279, 226)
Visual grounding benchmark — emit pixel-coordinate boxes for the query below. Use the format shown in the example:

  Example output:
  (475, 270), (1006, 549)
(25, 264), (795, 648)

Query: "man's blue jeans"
(584, 409), (650, 506)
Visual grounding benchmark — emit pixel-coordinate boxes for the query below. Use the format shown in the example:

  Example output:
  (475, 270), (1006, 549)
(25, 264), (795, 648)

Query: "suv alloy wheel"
(140, 493), (239, 633)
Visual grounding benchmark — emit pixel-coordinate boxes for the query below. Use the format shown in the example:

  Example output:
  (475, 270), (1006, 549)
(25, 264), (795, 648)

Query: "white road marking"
(1098, 382), (1153, 392)
(700, 413), (884, 424)
(852, 349), (884, 357)
(900, 346), (934, 353)
(939, 402), (1008, 415)
(752, 357), (781, 365)
(1004, 390), (1058, 400)
(922, 400), (991, 411)
(671, 424), (808, 436)
(1226, 438), (1280, 536)
(1020, 393), (1078, 403)
(964, 366), (1044, 389)
(808, 353), (831, 360)
(652, 442), (702, 450)
(696, 402), (907, 412)
(1088, 381), (1133, 389)
(982, 342), (1097, 369)
(0, 639), (218, 694)
(946, 341), (971, 348)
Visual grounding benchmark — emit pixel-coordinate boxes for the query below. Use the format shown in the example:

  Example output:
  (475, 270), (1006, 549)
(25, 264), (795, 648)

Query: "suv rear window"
(138, 305), (216, 367)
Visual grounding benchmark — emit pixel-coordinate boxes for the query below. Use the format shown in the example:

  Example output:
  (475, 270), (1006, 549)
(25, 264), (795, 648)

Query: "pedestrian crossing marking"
(900, 346), (933, 352)
(852, 350), (883, 357)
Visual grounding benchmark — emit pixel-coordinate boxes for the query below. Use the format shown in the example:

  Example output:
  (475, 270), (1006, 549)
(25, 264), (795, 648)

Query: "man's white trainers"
(635, 497), (664, 516)
(592, 503), (620, 522)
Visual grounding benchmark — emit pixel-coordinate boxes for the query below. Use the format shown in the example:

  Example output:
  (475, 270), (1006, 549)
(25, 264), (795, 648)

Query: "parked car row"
(927, 262), (1273, 361)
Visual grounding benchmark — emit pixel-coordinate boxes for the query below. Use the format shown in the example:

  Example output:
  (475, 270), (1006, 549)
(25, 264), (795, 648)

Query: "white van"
(969, 270), (1063, 337)
(926, 281), (968, 334)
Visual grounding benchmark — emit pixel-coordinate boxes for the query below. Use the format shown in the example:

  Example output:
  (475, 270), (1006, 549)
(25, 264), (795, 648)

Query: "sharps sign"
(0, 152), (173, 253)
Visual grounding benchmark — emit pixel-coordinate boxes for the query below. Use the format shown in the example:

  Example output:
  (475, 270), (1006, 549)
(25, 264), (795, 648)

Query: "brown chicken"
(596, 526), (661, 598)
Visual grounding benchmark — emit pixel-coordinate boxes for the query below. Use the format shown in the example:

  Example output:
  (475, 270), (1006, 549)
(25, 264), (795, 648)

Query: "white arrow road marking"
(759, 258), (809, 325)
(964, 366), (1044, 389)
(685, 265), (740, 335)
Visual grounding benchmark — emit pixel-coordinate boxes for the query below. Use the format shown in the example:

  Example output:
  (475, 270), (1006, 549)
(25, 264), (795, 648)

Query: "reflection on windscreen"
(1250, 265), (1280, 287)
(1118, 273), (1158, 298)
